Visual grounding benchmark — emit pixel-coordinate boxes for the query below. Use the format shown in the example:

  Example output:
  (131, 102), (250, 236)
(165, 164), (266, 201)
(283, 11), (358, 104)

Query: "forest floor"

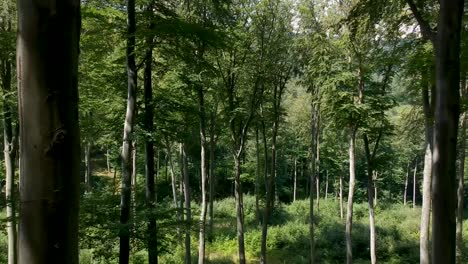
(2, 171), (467, 264)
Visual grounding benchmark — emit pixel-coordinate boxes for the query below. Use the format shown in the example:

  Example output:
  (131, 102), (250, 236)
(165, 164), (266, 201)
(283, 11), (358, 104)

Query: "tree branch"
(405, 0), (436, 43)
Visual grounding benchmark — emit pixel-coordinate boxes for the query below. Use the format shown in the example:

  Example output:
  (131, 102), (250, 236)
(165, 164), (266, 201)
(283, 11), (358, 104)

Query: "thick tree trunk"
(346, 127), (357, 264)
(143, 9), (157, 262)
(182, 143), (191, 264)
(119, 0), (137, 262)
(457, 112), (466, 262)
(17, 0), (81, 263)
(198, 87), (208, 264)
(2, 57), (18, 264)
(404, 163), (410, 205)
(431, 1), (464, 263)
(234, 155), (246, 264)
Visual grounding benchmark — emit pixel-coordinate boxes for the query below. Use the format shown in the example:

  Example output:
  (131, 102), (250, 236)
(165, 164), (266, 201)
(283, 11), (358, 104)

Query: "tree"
(1, 3), (17, 262)
(16, 0), (81, 263)
(119, 0), (137, 262)
(406, 0), (465, 262)
(143, 2), (158, 263)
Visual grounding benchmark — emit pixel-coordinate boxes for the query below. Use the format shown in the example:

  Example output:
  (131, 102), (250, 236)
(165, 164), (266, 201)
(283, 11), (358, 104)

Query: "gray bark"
(181, 143), (191, 264)
(119, 0), (137, 262)
(404, 163), (410, 205)
(346, 127), (357, 264)
(2, 56), (18, 264)
(413, 160), (418, 209)
(198, 86), (208, 264)
(17, 0), (81, 263)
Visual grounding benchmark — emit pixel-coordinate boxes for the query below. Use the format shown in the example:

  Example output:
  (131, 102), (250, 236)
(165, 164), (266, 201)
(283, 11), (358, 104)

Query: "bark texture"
(143, 7), (157, 262)
(17, 1), (81, 263)
(432, 1), (464, 263)
(119, 0), (137, 262)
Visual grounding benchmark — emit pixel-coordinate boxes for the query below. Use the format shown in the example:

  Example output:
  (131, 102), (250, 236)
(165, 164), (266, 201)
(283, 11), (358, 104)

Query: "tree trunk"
(2, 57), (18, 264)
(431, 1), (464, 263)
(261, 120), (269, 195)
(420, 144), (432, 262)
(107, 148), (111, 173)
(457, 111), (466, 262)
(197, 86), (208, 264)
(457, 77), (467, 262)
(346, 127), (357, 264)
(17, 0), (81, 263)
(420, 64), (434, 264)
(316, 123), (320, 211)
(168, 142), (181, 242)
(340, 174), (344, 220)
(309, 98), (318, 264)
(325, 170), (328, 201)
(208, 110), (216, 241)
(413, 160), (417, 209)
(234, 155), (246, 264)
(294, 158), (298, 202)
(182, 143), (191, 264)
(261, 118), (278, 264)
(255, 127), (261, 223)
(84, 143), (91, 191)
(404, 163), (410, 205)
(119, 0), (137, 262)
(143, 8), (157, 262)
(374, 171), (378, 206)
(363, 134), (378, 264)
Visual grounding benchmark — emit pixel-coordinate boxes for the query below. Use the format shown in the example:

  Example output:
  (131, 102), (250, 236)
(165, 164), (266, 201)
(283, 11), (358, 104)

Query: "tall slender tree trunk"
(107, 148), (112, 173)
(339, 174), (344, 220)
(325, 170), (328, 201)
(404, 163), (410, 205)
(420, 65), (434, 264)
(197, 86), (208, 264)
(17, 0), (81, 262)
(119, 0), (137, 262)
(208, 111), (216, 241)
(413, 160), (417, 209)
(234, 155), (246, 264)
(255, 127), (261, 223)
(374, 171), (378, 207)
(261, 118), (278, 264)
(294, 158), (298, 202)
(182, 143), (191, 264)
(457, 77), (467, 262)
(143, 7), (157, 262)
(84, 143), (92, 191)
(346, 127), (357, 264)
(168, 143), (181, 242)
(316, 124), (320, 211)
(363, 134), (380, 264)
(457, 111), (466, 262)
(309, 98), (318, 264)
(2, 57), (18, 264)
